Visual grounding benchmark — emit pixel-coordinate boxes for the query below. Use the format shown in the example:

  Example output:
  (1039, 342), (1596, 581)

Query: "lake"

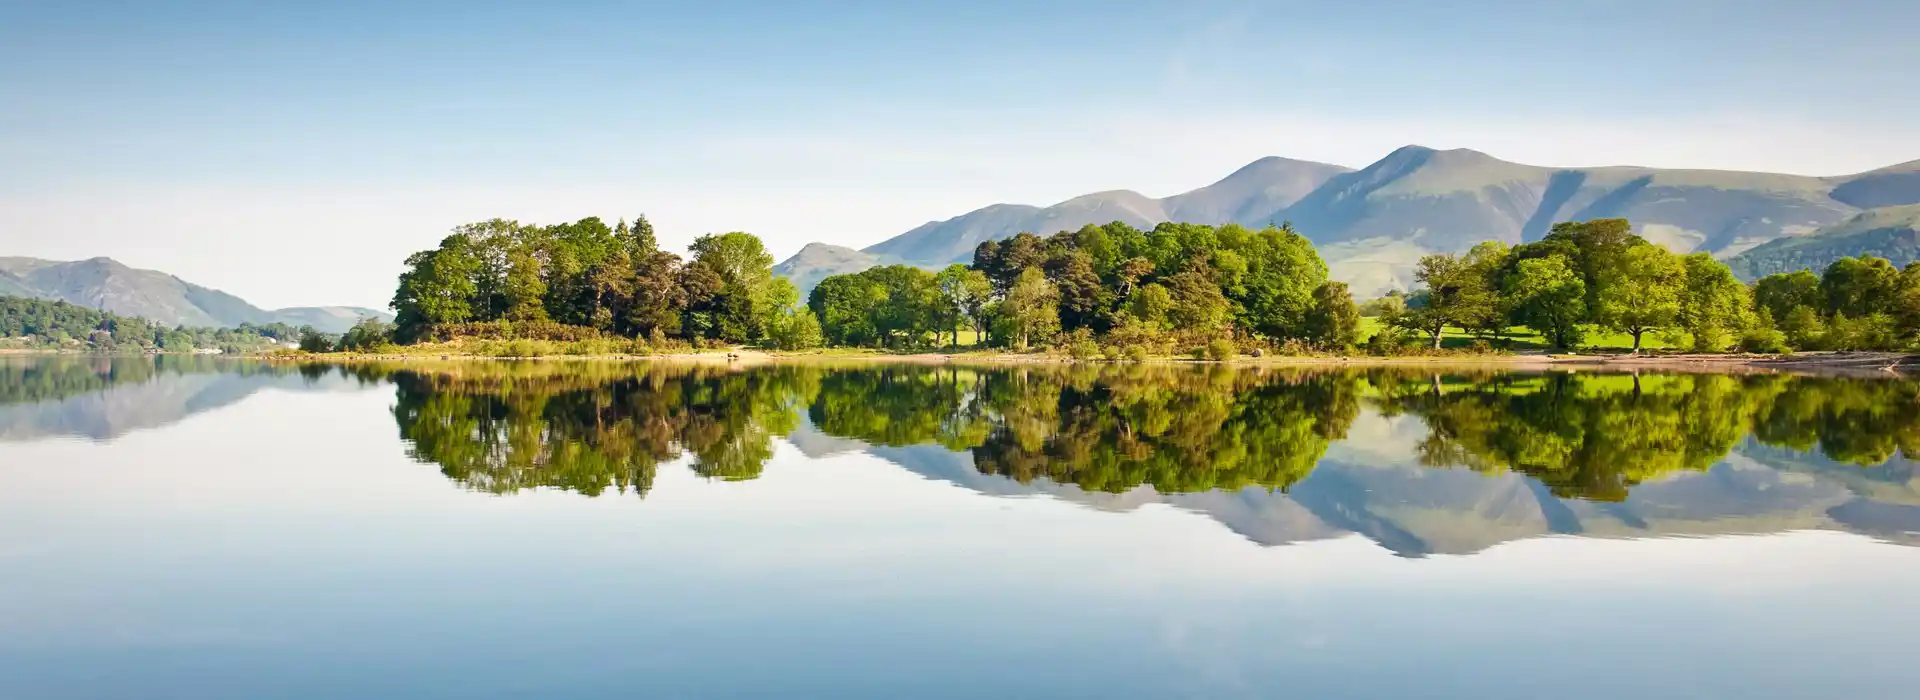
(2, 356), (1917, 699)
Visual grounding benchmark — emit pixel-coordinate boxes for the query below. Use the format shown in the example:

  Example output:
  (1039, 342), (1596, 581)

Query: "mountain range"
(775, 147), (1920, 296)
(0, 256), (389, 333)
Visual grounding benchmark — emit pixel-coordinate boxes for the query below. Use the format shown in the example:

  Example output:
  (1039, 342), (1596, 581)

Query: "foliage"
(1504, 256), (1587, 350)
(0, 296), (303, 354)
(389, 216), (783, 348)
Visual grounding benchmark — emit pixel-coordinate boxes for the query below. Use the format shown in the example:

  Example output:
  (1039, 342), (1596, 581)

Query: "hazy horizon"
(6, 0), (1919, 308)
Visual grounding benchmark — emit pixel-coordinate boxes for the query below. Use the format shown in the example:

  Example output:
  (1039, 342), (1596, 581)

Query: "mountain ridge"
(0, 256), (390, 332)
(778, 146), (1920, 297)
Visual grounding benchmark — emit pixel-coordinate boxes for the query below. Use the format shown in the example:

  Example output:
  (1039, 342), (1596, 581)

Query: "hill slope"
(771, 243), (920, 296)
(859, 157), (1353, 265)
(777, 147), (1920, 297)
(0, 257), (389, 332)
(1724, 205), (1920, 280)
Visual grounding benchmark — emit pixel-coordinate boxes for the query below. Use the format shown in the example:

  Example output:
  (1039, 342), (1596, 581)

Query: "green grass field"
(1357, 316), (1690, 352)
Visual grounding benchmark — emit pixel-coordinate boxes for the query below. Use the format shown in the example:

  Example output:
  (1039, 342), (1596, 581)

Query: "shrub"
(1738, 326), (1790, 354)
(1205, 338), (1237, 361)
(1065, 329), (1100, 361)
(1125, 344), (1150, 363)
(298, 329), (334, 353)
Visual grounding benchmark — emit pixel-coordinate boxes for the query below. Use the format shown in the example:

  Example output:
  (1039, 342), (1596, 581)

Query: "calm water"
(2, 357), (1918, 699)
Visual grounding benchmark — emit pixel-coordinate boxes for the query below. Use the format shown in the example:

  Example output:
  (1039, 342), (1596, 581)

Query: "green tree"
(1752, 269), (1822, 322)
(1400, 253), (1500, 349)
(687, 232), (778, 343)
(1303, 281), (1361, 350)
(1680, 252), (1752, 352)
(1820, 256), (1900, 319)
(1000, 267), (1061, 349)
(936, 264), (991, 347)
(768, 308), (825, 350)
(1596, 244), (1686, 352)
(1506, 255), (1587, 349)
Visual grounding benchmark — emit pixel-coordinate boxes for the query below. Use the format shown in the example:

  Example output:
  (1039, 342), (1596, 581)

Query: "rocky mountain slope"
(1725, 204), (1920, 280)
(0, 257), (388, 332)
(778, 147), (1920, 297)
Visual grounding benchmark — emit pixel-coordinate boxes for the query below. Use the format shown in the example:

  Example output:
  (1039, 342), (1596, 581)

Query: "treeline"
(0, 296), (305, 353)
(1376, 218), (1920, 352)
(809, 222), (1353, 355)
(383, 214), (1920, 356)
(389, 216), (813, 348)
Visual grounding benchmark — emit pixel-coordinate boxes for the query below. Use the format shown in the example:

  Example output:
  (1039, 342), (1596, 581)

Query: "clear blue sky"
(4, 0), (1918, 308)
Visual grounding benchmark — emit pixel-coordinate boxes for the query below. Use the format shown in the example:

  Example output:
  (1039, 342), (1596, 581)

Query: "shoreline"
(9, 346), (1915, 376)
(268, 348), (1920, 376)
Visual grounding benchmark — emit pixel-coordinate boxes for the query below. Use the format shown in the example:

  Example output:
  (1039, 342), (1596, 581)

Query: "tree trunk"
(1431, 326), (1444, 350)
(1631, 329), (1644, 353)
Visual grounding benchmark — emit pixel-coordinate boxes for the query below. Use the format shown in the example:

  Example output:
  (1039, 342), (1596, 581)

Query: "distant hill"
(778, 147), (1920, 297)
(0, 257), (389, 332)
(860, 157), (1350, 268)
(1724, 205), (1920, 281)
(771, 243), (917, 296)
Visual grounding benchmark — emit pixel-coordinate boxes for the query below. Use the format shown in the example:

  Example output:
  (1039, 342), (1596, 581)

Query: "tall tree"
(1596, 244), (1686, 352)
(1303, 281), (1361, 350)
(1506, 255), (1587, 350)
(999, 267), (1060, 349)
(1680, 252), (1752, 352)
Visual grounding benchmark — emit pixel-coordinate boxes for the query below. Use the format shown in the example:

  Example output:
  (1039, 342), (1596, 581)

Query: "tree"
(1596, 244), (1686, 352)
(390, 233), (483, 341)
(1680, 252), (1752, 352)
(687, 232), (778, 343)
(336, 317), (395, 352)
(809, 273), (886, 347)
(298, 328), (333, 353)
(1752, 269), (1822, 322)
(1506, 255), (1587, 349)
(1128, 283), (1174, 329)
(935, 264), (990, 347)
(1164, 262), (1231, 335)
(1228, 224), (1329, 339)
(768, 308), (825, 351)
(1000, 267), (1060, 349)
(1400, 253), (1500, 349)
(1303, 281), (1361, 350)
(1779, 305), (1827, 350)
(1820, 256), (1899, 318)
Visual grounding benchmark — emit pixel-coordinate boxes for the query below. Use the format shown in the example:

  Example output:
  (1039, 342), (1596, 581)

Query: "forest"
(0, 296), (307, 353)
(383, 215), (1920, 356)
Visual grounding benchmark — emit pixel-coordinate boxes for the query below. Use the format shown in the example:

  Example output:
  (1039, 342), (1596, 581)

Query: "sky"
(4, 0), (1919, 309)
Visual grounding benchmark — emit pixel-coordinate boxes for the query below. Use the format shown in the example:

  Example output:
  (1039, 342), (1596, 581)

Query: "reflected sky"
(1, 358), (1917, 699)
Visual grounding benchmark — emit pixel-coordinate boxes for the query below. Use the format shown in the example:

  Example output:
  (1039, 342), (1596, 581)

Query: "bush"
(1066, 329), (1100, 361)
(1205, 338), (1237, 362)
(1738, 327), (1790, 354)
(298, 329), (334, 353)
(1125, 344), (1150, 363)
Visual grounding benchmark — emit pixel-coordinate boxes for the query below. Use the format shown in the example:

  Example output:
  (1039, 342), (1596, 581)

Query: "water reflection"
(6, 356), (1918, 555)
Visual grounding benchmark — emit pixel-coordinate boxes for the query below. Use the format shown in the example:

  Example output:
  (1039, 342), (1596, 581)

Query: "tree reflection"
(386, 361), (816, 496)
(1375, 372), (1920, 500)
(368, 359), (1920, 503)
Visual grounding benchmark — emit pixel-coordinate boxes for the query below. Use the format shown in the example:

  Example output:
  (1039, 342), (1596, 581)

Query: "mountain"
(1830, 159), (1920, 209)
(771, 243), (916, 296)
(1724, 204), (1920, 281)
(777, 147), (1920, 297)
(0, 257), (389, 332)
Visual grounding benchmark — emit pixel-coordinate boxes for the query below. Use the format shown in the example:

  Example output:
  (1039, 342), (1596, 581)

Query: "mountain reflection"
(5, 356), (1917, 555)
(360, 360), (1920, 553)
